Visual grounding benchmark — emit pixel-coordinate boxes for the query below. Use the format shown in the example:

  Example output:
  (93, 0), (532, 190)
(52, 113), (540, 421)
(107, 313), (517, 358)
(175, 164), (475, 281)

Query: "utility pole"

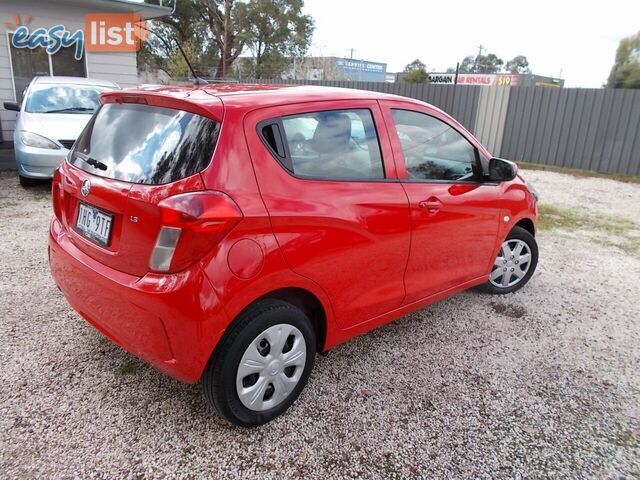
(474, 44), (485, 72)
(347, 48), (356, 59)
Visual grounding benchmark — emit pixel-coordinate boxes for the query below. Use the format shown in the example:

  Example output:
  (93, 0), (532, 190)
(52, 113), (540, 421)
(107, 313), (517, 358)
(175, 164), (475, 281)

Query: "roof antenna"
(138, 23), (208, 86)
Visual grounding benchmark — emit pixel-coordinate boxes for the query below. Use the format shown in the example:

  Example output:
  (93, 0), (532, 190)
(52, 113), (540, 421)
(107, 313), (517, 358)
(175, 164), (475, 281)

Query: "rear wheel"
(202, 299), (316, 427)
(479, 226), (538, 294)
(19, 175), (40, 187)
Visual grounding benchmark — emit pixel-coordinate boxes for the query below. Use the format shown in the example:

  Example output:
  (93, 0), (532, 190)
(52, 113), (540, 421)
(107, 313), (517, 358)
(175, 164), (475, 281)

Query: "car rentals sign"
(428, 73), (521, 86)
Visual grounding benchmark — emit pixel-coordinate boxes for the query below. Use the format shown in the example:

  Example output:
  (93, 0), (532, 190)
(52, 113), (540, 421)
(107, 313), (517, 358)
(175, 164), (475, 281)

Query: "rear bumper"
(48, 217), (229, 383)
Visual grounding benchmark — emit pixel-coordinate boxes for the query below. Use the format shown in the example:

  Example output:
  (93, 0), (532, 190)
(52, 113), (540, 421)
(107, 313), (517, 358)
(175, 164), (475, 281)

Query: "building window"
(7, 33), (87, 102)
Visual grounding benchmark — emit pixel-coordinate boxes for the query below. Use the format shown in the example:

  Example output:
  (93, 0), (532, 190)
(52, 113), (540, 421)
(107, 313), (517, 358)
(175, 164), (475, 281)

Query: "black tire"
(478, 225), (538, 295)
(19, 175), (40, 187)
(202, 299), (316, 427)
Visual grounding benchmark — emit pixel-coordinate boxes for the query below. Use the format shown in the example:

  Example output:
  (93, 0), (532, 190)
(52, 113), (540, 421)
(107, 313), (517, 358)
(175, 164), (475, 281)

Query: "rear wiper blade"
(76, 154), (108, 171)
(86, 158), (108, 171)
(43, 107), (95, 113)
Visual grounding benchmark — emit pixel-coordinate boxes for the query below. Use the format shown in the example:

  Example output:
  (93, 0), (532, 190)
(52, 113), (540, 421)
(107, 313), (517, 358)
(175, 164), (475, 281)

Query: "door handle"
(418, 197), (443, 214)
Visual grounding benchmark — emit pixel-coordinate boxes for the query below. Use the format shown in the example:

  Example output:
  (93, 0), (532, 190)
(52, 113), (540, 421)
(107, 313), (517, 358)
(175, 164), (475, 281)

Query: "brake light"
(149, 191), (243, 273)
(120, 95), (148, 105)
(51, 167), (63, 221)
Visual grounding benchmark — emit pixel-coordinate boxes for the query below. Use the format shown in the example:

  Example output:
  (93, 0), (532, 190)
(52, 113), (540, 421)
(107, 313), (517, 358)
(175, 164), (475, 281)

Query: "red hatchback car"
(49, 84), (539, 426)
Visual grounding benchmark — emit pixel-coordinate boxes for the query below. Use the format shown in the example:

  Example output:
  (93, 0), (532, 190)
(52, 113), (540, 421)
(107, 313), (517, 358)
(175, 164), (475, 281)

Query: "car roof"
(125, 83), (428, 112)
(32, 76), (120, 88)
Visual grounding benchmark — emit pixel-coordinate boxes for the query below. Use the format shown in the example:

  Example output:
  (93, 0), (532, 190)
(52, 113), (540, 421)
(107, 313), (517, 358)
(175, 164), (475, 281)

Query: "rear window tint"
(69, 103), (220, 184)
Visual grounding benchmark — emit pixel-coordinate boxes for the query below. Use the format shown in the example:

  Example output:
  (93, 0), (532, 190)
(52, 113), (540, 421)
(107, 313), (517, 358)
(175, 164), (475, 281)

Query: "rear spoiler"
(100, 90), (223, 122)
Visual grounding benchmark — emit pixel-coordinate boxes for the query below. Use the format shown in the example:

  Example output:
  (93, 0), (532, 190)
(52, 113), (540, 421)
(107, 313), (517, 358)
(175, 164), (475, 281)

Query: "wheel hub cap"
(268, 360), (282, 376)
(489, 239), (532, 288)
(236, 324), (307, 412)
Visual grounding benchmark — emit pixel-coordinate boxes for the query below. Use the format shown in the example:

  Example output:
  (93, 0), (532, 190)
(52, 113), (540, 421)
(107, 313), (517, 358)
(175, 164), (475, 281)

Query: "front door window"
(391, 109), (480, 182)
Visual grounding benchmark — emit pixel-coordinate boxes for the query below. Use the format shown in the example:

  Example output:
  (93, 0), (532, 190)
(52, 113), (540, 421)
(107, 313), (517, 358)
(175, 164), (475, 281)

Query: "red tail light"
(52, 167), (63, 221)
(149, 191), (243, 273)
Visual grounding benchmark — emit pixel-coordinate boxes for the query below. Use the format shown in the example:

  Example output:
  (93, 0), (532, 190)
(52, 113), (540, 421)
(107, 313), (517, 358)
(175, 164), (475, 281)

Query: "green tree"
(193, 0), (248, 78)
(458, 53), (504, 74)
(476, 53), (503, 73)
(239, 0), (314, 79)
(197, 0), (314, 78)
(458, 55), (476, 73)
(403, 59), (429, 83)
(145, 0), (314, 79)
(138, 0), (217, 78)
(166, 40), (203, 78)
(506, 55), (531, 74)
(607, 31), (640, 89)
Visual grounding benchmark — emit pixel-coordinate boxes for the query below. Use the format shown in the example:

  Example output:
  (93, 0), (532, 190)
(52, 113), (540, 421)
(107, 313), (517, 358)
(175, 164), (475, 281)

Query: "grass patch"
(537, 204), (636, 234)
(621, 237), (640, 254)
(537, 204), (583, 231)
(538, 203), (639, 255)
(116, 361), (138, 376)
(0, 200), (20, 208)
(591, 236), (640, 255)
(519, 162), (640, 184)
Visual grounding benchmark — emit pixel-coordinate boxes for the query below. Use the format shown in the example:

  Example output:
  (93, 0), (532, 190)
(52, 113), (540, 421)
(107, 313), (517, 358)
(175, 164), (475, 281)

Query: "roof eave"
(75, 0), (173, 19)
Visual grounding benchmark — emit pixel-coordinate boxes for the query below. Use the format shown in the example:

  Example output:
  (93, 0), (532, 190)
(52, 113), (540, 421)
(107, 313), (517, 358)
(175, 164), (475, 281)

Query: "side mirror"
(488, 157), (517, 182)
(3, 101), (20, 112)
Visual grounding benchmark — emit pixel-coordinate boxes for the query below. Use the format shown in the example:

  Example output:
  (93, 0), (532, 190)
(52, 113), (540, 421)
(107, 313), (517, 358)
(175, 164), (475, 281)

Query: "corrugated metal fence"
(250, 79), (640, 175)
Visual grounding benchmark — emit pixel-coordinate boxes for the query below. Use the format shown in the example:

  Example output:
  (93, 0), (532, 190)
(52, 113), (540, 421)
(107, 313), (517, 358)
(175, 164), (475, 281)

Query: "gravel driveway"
(0, 169), (638, 478)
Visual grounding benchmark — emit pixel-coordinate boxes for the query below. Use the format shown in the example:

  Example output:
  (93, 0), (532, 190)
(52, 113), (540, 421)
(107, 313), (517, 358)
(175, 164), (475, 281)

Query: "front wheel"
(201, 299), (316, 427)
(479, 226), (538, 295)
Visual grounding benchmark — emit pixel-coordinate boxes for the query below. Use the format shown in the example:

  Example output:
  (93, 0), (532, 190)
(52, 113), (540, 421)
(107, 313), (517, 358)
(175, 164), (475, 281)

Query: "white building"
(0, 0), (171, 145)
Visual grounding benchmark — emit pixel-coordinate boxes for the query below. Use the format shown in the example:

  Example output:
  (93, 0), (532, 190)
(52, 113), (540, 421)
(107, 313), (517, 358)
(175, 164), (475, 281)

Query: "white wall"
(0, 0), (140, 144)
(0, 27), (17, 142)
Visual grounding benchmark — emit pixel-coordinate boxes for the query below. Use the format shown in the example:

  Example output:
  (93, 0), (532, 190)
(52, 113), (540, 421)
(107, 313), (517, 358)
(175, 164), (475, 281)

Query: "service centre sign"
(428, 73), (521, 86)
(336, 58), (386, 73)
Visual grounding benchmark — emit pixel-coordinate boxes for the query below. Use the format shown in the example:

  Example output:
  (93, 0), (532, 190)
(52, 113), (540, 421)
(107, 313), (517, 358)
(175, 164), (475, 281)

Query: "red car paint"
(48, 84), (537, 383)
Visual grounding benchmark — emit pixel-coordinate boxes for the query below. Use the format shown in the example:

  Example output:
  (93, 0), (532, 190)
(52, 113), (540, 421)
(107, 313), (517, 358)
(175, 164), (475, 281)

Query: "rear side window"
(70, 103), (220, 184)
(261, 109), (385, 180)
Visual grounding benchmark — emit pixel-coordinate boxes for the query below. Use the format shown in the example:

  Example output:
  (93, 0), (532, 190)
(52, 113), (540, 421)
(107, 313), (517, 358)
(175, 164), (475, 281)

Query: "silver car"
(3, 76), (119, 186)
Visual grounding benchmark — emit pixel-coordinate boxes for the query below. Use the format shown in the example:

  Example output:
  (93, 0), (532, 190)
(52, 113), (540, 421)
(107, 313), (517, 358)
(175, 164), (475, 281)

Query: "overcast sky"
(302, 0), (640, 87)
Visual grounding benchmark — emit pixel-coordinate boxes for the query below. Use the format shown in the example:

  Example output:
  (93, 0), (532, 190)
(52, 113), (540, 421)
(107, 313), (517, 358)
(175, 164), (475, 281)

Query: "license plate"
(76, 202), (113, 247)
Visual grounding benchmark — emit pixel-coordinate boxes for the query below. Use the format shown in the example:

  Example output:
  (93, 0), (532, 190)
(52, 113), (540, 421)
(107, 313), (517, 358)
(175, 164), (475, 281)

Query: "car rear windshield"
(69, 103), (220, 184)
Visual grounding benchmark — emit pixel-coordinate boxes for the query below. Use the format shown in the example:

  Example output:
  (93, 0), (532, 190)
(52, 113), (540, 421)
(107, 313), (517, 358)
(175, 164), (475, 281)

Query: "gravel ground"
(0, 169), (639, 478)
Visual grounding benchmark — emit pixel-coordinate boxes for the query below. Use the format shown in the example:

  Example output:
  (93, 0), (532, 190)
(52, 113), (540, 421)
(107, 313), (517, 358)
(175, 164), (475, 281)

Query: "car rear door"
(244, 100), (410, 329)
(379, 100), (502, 303)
